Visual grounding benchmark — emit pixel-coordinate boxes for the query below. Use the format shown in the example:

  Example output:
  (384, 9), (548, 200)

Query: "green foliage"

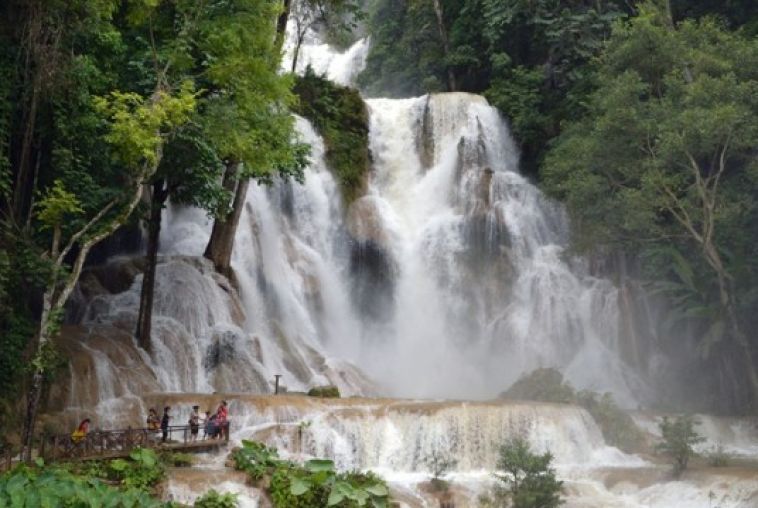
(294, 68), (370, 202)
(232, 440), (390, 508)
(0, 464), (167, 507)
(656, 415), (705, 476)
(493, 437), (563, 508)
(542, 1), (758, 408)
(575, 391), (645, 454)
(307, 385), (341, 398)
(107, 447), (166, 490)
(426, 449), (456, 492)
(706, 444), (729, 467)
(36, 180), (84, 228)
(160, 451), (194, 467)
(194, 489), (238, 508)
(93, 84), (197, 168)
(502, 368), (645, 453)
(232, 440), (283, 480)
(359, 0), (631, 174)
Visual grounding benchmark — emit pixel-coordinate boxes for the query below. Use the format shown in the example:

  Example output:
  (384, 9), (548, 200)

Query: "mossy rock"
(293, 68), (370, 203)
(500, 368), (575, 404)
(501, 368), (645, 453)
(307, 385), (341, 398)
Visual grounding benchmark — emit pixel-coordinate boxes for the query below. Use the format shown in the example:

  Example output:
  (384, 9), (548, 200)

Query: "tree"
(656, 415), (705, 476)
(21, 86), (195, 460)
(199, 0), (308, 278)
(135, 126), (226, 351)
(493, 437), (563, 508)
(0, 0), (199, 460)
(287, 0), (364, 73)
(542, 1), (758, 410)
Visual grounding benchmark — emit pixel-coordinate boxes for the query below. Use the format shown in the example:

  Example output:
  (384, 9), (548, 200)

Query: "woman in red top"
(216, 400), (229, 440)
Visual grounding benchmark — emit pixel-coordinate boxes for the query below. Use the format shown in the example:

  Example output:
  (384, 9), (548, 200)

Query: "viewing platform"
(1, 425), (230, 469)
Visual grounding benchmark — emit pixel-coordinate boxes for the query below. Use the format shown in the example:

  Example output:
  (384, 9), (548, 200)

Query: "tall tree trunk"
(204, 161), (248, 278)
(292, 32), (304, 73)
(136, 179), (168, 352)
(431, 0), (457, 92)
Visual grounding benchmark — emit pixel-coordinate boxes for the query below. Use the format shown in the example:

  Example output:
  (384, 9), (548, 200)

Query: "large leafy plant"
(0, 464), (166, 507)
(232, 440), (390, 507)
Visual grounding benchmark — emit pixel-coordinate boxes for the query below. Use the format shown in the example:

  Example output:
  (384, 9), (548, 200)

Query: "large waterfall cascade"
(57, 20), (758, 508)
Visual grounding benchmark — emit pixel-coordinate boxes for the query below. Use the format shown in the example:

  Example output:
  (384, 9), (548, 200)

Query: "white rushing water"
(150, 29), (648, 405)
(68, 11), (647, 407)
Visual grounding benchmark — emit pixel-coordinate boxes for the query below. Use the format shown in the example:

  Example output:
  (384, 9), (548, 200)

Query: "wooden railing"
(39, 423), (230, 462)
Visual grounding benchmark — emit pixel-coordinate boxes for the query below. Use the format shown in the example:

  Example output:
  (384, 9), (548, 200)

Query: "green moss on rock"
(501, 368), (646, 453)
(307, 385), (341, 398)
(293, 68), (370, 203)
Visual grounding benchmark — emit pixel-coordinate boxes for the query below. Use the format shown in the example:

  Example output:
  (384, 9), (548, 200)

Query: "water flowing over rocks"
(45, 23), (758, 508)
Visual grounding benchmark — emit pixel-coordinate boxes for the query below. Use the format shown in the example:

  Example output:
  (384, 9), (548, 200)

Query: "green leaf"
(109, 459), (129, 472)
(290, 477), (311, 496)
(365, 483), (389, 497)
(305, 459), (335, 473)
(327, 490), (345, 506)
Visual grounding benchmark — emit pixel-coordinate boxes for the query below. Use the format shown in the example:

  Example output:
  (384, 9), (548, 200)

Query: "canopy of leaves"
(542, 2), (758, 409)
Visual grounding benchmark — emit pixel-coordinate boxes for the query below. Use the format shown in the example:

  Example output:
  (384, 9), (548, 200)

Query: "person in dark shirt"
(161, 406), (171, 443)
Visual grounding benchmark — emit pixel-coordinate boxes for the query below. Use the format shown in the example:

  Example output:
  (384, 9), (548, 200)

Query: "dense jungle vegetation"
(1, 0), (757, 464)
(358, 0), (758, 413)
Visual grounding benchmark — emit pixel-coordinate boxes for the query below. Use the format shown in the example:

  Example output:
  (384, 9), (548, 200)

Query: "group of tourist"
(70, 400), (231, 445)
(145, 400), (230, 443)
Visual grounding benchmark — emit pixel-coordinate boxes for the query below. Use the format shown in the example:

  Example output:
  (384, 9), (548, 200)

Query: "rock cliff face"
(51, 255), (376, 429)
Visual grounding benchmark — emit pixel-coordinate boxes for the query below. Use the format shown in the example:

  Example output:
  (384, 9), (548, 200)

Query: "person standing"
(188, 405), (200, 442)
(71, 418), (91, 444)
(216, 400), (229, 441)
(202, 410), (212, 440)
(146, 408), (160, 431)
(161, 406), (171, 443)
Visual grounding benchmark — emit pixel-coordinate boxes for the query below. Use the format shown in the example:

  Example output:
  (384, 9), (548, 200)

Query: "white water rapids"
(55, 23), (758, 508)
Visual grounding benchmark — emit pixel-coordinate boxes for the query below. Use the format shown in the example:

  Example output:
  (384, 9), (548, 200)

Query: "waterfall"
(53, 22), (758, 508)
(64, 24), (651, 409)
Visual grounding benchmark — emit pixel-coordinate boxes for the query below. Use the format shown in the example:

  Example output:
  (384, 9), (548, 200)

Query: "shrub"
(493, 437), (563, 508)
(194, 489), (238, 508)
(307, 385), (341, 398)
(108, 447), (166, 490)
(232, 440), (282, 480)
(707, 444), (729, 467)
(655, 415), (705, 476)
(426, 449), (456, 492)
(575, 390), (645, 453)
(232, 440), (390, 507)
(161, 451), (194, 467)
(502, 368), (645, 453)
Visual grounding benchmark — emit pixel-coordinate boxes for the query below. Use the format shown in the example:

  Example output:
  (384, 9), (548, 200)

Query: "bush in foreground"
(492, 437), (563, 508)
(656, 415), (705, 476)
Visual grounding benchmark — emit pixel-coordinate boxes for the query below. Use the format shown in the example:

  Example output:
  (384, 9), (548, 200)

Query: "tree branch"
(55, 199), (118, 266)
